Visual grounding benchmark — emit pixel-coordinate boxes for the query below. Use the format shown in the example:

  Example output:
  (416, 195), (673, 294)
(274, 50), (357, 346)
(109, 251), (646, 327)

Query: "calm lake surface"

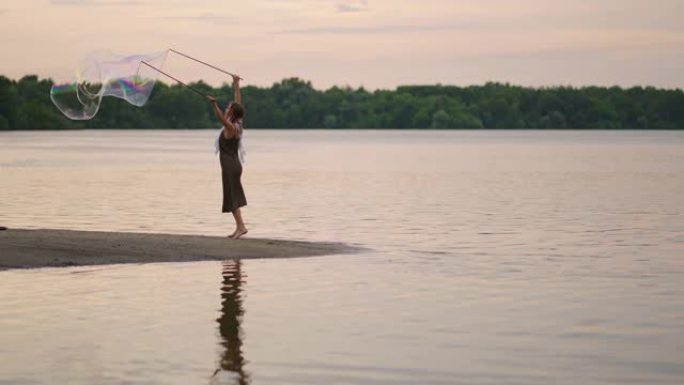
(1, 130), (683, 384)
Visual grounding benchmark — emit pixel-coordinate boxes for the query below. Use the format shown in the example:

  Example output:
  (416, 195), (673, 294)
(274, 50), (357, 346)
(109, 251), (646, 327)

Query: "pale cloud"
(261, 0), (369, 14)
(280, 21), (496, 35)
(162, 13), (239, 25)
(51, 0), (146, 5)
(336, 0), (368, 13)
(280, 24), (446, 34)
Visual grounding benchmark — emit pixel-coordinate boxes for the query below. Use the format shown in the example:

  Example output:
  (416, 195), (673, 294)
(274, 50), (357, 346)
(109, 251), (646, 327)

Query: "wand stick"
(170, 49), (243, 81)
(140, 61), (207, 98)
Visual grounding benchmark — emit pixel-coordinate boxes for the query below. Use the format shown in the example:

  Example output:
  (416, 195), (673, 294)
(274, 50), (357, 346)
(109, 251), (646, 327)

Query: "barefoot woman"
(207, 75), (247, 239)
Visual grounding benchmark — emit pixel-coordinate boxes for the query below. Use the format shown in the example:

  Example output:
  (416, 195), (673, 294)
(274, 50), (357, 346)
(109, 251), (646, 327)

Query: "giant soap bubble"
(50, 51), (168, 120)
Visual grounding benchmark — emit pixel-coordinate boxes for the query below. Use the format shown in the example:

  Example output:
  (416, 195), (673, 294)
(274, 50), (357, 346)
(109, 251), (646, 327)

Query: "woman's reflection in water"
(212, 259), (249, 384)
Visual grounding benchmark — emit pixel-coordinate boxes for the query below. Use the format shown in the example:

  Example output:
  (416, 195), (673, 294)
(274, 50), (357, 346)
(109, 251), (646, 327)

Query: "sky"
(0, 0), (683, 89)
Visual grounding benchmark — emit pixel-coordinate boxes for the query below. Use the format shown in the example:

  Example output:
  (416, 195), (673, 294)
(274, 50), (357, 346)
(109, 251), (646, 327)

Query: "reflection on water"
(213, 260), (249, 385)
(1, 130), (683, 385)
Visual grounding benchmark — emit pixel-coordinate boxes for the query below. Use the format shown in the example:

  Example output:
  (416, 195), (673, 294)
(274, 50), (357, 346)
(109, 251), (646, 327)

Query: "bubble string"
(139, 61), (207, 98)
(169, 49), (243, 81)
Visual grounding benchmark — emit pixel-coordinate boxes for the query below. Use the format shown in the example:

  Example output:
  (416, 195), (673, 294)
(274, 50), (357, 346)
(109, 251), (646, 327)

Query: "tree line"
(1, 75), (683, 130)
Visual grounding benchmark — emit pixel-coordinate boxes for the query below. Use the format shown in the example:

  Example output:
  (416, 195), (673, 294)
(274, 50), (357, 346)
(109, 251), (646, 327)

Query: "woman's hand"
(231, 75), (242, 104)
(207, 95), (217, 104)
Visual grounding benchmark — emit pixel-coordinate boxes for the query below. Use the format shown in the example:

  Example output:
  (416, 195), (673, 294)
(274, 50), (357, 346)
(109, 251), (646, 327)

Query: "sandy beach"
(0, 229), (359, 270)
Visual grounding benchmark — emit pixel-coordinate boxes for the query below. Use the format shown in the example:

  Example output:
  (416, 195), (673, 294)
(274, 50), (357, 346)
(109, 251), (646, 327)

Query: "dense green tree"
(0, 76), (19, 129)
(0, 74), (682, 130)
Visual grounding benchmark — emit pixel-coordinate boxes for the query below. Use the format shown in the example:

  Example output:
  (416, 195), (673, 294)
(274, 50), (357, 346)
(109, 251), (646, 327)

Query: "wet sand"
(0, 229), (360, 270)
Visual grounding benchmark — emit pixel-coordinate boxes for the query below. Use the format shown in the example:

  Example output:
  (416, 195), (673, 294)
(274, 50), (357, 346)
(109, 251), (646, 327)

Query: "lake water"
(1, 130), (683, 384)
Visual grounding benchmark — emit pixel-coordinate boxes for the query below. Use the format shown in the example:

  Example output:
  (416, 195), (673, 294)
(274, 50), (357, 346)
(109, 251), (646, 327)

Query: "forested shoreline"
(1, 75), (683, 130)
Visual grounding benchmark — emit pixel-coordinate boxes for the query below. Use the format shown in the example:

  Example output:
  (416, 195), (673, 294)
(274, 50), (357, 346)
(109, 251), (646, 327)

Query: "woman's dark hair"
(230, 102), (244, 122)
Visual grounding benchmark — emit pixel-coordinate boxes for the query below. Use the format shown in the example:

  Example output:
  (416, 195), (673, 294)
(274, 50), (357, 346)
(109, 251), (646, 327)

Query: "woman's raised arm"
(207, 96), (238, 139)
(232, 75), (241, 105)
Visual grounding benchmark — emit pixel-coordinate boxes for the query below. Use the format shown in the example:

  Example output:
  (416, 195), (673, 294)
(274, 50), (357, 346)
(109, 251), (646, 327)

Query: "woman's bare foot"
(227, 229), (238, 238)
(231, 228), (248, 239)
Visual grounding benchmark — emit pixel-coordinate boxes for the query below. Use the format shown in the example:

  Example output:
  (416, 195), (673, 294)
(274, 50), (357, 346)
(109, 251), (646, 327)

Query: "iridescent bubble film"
(50, 51), (168, 120)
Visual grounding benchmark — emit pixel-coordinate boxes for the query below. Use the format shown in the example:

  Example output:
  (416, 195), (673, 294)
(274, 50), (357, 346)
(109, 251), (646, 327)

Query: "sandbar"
(0, 229), (360, 270)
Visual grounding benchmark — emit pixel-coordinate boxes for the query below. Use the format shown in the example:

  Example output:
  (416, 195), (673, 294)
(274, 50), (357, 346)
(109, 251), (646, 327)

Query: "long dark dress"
(219, 123), (247, 212)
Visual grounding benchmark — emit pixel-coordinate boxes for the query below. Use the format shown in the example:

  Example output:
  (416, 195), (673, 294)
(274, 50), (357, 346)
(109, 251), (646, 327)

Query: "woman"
(207, 75), (247, 239)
